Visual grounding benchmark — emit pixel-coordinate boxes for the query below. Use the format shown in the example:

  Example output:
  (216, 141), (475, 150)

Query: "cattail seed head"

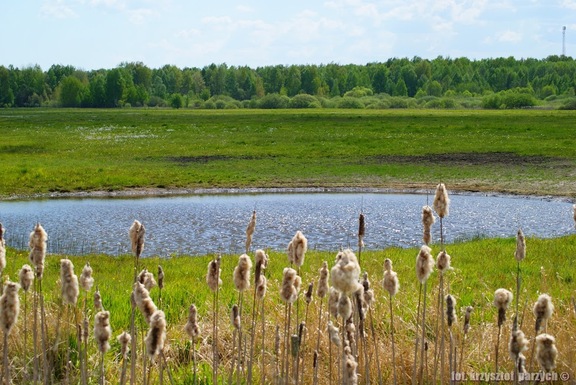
(138, 268), (157, 291)
(305, 282), (314, 304)
(316, 261), (329, 298)
(157, 265), (164, 290)
(436, 250), (452, 273)
(231, 304), (240, 330)
(327, 321), (341, 346)
(117, 331), (131, 359)
(129, 220), (145, 258)
(358, 213), (365, 248)
(60, 258), (80, 306)
(328, 287), (339, 319)
(206, 257), (222, 292)
(533, 293), (554, 333)
(416, 245), (434, 284)
(254, 249), (268, 270)
(145, 310), (167, 360)
(361, 272), (374, 308)
(233, 254), (252, 292)
(331, 249), (361, 295)
(383, 259), (399, 297)
(433, 183), (450, 218)
(463, 306), (473, 334)
(280, 267), (301, 304)
(94, 287), (103, 311)
(344, 345), (358, 385)
(274, 325), (280, 357)
(255, 275), (267, 300)
(289, 231), (308, 267)
(83, 316), (89, 343)
(94, 310), (112, 354)
(184, 304), (200, 340)
(0, 281), (20, 334)
(337, 292), (352, 320)
(509, 328), (528, 363)
(19, 264), (34, 292)
(535, 334), (557, 372)
(446, 294), (456, 327)
(422, 205), (436, 245)
(515, 229), (526, 262)
(29, 223), (47, 278)
(133, 281), (157, 324)
(245, 210), (256, 253)
(494, 288), (513, 327)
(79, 262), (94, 292)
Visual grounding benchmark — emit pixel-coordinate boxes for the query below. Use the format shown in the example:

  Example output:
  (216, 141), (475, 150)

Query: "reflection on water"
(0, 193), (573, 256)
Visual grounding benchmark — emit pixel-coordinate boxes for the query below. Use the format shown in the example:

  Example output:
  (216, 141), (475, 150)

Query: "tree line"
(1, 55), (576, 109)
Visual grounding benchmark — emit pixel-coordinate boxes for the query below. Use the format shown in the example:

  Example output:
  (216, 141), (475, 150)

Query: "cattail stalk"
(247, 250), (267, 385)
(280, 267), (301, 384)
(297, 282), (313, 385)
(129, 220), (145, 385)
(206, 256), (222, 385)
(433, 251), (451, 385)
(233, 253), (252, 384)
(118, 332), (132, 385)
(446, 295), (455, 385)
(94, 310), (112, 385)
(383, 258), (399, 385)
(19, 265), (34, 382)
(494, 288), (513, 375)
(358, 212), (365, 264)
(414, 245), (434, 385)
(529, 294), (554, 373)
(313, 261), (329, 385)
(79, 262), (94, 385)
(185, 304), (200, 385)
(458, 306), (473, 374)
(246, 210), (256, 253)
(0, 281), (20, 385)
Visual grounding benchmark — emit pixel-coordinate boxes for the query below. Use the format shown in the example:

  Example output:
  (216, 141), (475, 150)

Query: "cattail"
(206, 258), (222, 292)
(233, 254), (252, 292)
(383, 258), (399, 296)
(422, 205), (436, 244)
(157, 265), (164, 290)
(509, 328), (528, 363)
(344, 346), (358, 385)
(94, 287), (103, 311)
(337, 292), (352, 320)
(358, 213), (365, 248)
(494, 288), (513, 327)
(446, 294), (456, 327)
(118, 331), (131, 358)
(331, 249), (361, 295)
(255, 249), (269, 270)
(256, 275), (267, 299)
(138, 268), (157, 291)
(573, 204), (576, 228)
(280, 267), (301, 304)
(0, 281), (20, 334)
(328, 321), (341, 346)
(80, 262), (94, 292)
(245, 210), (256, 253)
(0, 224), (5, 274)
(29, 223), (47, 278)
(19, 264), (34, 292)
(535, 334), (557, 372)
(362, 273), (374, 308)
(305, 282), (314, 304)
(145, 310), (167, 360)
(185, 304), (200, 339)
(533, 293), (554, 333)
(94, 310), (112, 353)
(463, 306), (473, 334)
(231, 304), (240, 330)
(60, 259), (80, 306)
(289, 230), (308, 267)
(436, 250), (451, 273)
(416, 245), (434, 283)
(129, 220), (145, 257)
(317, 261), (329, 298)
(516, 353), (527, 374)
(433, 183), (450, 218)
(515, 229), (526, 262)
(133, 282), (157, 324)
(328, 287), (339, 319)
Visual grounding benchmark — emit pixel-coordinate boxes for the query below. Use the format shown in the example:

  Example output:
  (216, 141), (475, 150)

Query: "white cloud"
(561, 0), (576, 10)
(498, 30), (522, 43)
(127, 8), (155, 24)
(41, 0), (78, 19)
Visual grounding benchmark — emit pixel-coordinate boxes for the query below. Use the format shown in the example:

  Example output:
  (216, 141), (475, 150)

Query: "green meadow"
(0, 108), (575, 198)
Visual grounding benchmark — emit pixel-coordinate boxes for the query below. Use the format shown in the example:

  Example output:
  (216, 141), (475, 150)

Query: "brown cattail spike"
(331, 249), (361, 295)
(79, 262), (94, 292)
(446, 294), (456, 327)
(29, 223), (47, 278)
(416, 245), (434, 284)
(145, 310), (167, 360)
(463, 306), (473, 334)
(185, 304), (200, 340)
(515, 229), (526, 262)
(206, 258), (222, 292)
(494, 288), (513, 327)
(245, 210), (256, 253)
(118, 331), (131, 358)
(535, 334), (557, 372)
(305, 282), (314, 304)
(129, 220), (145, 258)
(157, 265), (164, 290)
(422, 206), (436, 245)
(533, 293), (554, 334)
(0, 281), (20, 334)
(280, 267), (301, 304)
(233, 254), (252, 292)
(358, 213), (365, 248)
(19, 264), (34, 293)
(509, 328), (528, 363)
(433, 183), (450, 218)
(316, 261), (329, 298)
(94, 310), (112, 353)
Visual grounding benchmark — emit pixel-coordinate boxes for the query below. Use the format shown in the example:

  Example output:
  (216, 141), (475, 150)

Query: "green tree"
(394, 78), (408, 96)
(170, 93), (184, 109)
(0, 66), (14, 106)
(58, 76), (87, 107)
(105, 68), (125, 107)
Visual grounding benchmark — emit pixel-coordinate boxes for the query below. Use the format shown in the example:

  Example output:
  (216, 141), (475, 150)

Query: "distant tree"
(105, 68), (125, 107)
(170, 93), (184, 109)
(0, 66), (14, 106)
(58, 76), (87, 107)
(89, 73), (107, 107)
(394, 78), (408, 96)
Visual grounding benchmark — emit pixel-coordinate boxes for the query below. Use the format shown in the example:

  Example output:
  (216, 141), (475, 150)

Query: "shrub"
(289, 94), (319, 108)
(559, 98), (576, 110)
(343, 86), (373, 98)
(258, 93), (289, 109)
(337, 97), (365, 109)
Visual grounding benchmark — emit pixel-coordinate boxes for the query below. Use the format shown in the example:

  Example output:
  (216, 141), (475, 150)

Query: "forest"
(1, 55), (576, 109)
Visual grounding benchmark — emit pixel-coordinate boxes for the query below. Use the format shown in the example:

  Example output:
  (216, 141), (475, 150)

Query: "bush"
(559, 98), (576, 110)
(337, 97), (365, 109)
(258, 93), (289, 109)
(203, 100), (216, 109)
(289, 94), (319, 108)
(343, 86), (373, 98)
(148, 96), (166, 107)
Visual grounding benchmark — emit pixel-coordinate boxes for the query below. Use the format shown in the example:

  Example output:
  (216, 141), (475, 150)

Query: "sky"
(2, 0), (576, 70)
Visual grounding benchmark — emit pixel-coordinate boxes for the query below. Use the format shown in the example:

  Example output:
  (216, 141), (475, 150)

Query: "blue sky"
(2, 0), (576, 70)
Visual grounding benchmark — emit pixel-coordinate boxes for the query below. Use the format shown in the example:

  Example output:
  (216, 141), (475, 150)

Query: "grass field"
(0, 108), (575, 198)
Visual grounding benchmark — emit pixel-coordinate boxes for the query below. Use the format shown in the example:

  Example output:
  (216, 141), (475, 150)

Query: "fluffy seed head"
(328, 287), (339, 319)
(305, 282), (314, 304)
(138, 268), (157, 291)
(60, 258), (79, 306)
(129, 220), (145, 257)
(463, 306), (473, 334)
(133, 282), (157, 324)
(206, 257), (222, 292)
(288, 231), (308, 267)
(0, 281), (20, 334)
(422, 205), (436, 244)
(19, 264), (34, 292)
(117, 331), (131, 358)
(436, 250), (452, 273)
(157, 265), (164, 290)
(533, 293), (554, 333)
(254, 249), (268, 270)
(433, 183), (450, 218)
(94, 310), (112, 354)
(494, 288), (513, 327)
(145, 310), (167, 360)
(233, 254), (252, 292)
(361, 273), (374, 308)
(446, 294), (456, 327)
(509, 328), (529, 363)
(316, 261), (329, 298)
(337, 293), (352, 320)
(331, 249), (361, 294)
(245, 210), (256, 253)
(358, 213), (365, 248)
(344, 345), (358, 385)
(416, 245), (434, 283)
(515, 229), (526, 262)
(327, 321), (341, 346)
(231, 304), (240, 330)
(280, 267), (301, 304)
(184, 304), (200, 340)
(29, 223), (47, 278)
(383, 261), (399, 297)
(255, 275), (267, 300)
(79, 262), (94, 292)
(535, 334), (557, 372)
(94, 287), (103, 311)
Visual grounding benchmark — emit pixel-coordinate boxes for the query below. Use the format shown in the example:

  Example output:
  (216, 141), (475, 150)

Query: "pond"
(0, 192), (574, 257)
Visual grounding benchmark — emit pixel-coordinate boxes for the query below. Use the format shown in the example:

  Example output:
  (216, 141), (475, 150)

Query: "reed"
(383, 258), (399, 385)
(313, 261), (329, 385)
(18, 264), (34, 382)
(0, 281), (20, 385)
(493, 288), (513, 375)
(128, 220), (145, 385)
(206, 256), (222, 385)
(184, 304), (200, 385)
(414, 245), (434, 385)
(94, 310), (112, 385)
(118, 331), (132, 385)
